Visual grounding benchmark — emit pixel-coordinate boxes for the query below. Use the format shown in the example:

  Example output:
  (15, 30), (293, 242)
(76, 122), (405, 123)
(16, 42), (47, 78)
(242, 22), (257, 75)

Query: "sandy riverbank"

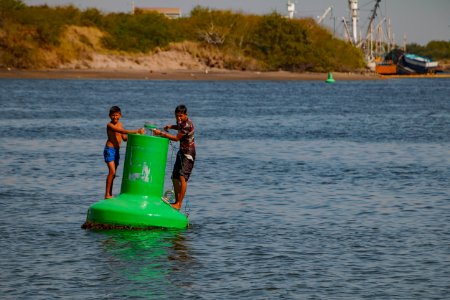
(0, 68), (381, 81)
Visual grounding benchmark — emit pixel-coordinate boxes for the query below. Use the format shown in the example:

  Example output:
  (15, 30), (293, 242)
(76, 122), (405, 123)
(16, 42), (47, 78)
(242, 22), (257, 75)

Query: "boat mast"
(387, 18), (392, 52)
(365, 0), (381, 46)
(403, 33), (407, 52)
(363, 0), (382, 60)
(342, 17), (353, 44)
(376, 19), (385, 54)
(287, 0), (295, 19)
(317, 6), (333, 24)
(348, 0), (359, 44)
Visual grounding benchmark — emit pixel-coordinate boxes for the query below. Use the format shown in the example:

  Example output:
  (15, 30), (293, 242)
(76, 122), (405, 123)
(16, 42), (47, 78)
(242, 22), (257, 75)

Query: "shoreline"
(1, 68), (448, 81)
(0, 68), (381, 81)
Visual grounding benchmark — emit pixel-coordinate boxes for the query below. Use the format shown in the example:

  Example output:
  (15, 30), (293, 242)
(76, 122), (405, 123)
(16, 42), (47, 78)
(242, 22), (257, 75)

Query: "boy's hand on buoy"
(153, 129), (161, 136)
(138, 128), (145, 134)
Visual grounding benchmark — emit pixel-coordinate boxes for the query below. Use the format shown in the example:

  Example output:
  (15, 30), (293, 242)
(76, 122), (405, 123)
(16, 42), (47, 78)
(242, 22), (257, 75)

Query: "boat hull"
(374, 50), (439, 75)
(402, 54), (439, 74)
(375, 63), (397, 75)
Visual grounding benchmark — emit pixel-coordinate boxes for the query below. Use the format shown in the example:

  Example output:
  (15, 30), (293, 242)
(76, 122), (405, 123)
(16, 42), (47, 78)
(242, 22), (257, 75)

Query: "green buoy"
(325, 72), (336, 83)
(82, 133), (188, 230)
(144, 122), (157, 131)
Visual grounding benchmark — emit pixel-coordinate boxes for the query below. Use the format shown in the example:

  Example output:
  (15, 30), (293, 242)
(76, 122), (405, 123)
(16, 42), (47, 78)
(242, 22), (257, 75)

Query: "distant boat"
(402, 54), (439, 74)
(375, 49), (440, 75)
(375, 62), (397, 75)
(375, 49), (402, 75)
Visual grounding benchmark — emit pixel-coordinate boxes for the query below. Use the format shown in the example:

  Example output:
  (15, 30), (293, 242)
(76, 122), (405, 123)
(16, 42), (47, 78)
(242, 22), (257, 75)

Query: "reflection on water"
(96, 229), (193, 298)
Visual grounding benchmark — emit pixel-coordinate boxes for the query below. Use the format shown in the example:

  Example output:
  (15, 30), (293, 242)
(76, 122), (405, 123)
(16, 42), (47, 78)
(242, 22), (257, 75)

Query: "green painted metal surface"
(85, 134), (188, 229)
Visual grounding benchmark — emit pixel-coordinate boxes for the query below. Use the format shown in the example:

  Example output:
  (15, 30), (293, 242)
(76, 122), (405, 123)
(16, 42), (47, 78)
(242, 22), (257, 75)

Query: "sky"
(23, 0), (450, 46)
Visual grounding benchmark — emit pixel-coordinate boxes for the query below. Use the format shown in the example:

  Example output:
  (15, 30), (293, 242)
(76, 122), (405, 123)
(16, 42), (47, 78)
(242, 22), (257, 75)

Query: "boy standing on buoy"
(104, 106), (144, 199)
(153, 105), (196, 210)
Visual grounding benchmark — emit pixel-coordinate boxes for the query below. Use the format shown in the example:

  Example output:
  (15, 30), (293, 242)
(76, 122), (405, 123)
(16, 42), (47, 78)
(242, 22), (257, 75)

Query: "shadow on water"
(89, 228), (193, 298)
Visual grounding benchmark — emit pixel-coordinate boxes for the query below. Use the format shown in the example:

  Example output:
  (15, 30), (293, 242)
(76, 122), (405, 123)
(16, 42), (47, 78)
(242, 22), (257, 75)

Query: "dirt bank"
(0, 68), (379, 81)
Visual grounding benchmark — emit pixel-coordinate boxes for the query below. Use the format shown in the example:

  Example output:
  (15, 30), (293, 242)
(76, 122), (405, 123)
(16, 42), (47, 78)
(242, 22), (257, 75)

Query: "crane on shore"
(317, 6), (333, 24)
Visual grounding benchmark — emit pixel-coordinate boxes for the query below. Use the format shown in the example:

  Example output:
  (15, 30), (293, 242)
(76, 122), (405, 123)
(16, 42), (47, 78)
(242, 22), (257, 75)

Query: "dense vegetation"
(1, 0), (448, 71)
(406, 41), (450, 61)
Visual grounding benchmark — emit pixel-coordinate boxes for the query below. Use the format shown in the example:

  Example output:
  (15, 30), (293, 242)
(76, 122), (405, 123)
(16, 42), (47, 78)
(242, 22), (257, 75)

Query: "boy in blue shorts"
(154, 105), (196, 210)
(104, 106), (144, 199)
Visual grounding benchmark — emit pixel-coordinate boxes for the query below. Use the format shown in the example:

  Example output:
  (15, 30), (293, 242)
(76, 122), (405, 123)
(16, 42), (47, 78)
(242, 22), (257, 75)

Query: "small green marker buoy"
(325, 72), (335, 83)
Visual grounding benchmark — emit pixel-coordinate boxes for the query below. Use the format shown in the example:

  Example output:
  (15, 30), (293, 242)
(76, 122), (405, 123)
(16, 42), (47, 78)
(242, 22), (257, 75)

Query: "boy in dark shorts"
(104, 106), (144, 199)
(153, 105), (195, 210)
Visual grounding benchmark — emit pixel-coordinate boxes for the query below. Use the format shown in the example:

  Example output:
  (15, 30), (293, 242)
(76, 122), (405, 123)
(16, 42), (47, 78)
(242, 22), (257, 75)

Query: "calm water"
(0, 78), (449, 299)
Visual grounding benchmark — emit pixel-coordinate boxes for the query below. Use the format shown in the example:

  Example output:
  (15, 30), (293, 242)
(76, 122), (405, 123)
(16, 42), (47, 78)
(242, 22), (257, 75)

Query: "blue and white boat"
(402, 54), (439, 74)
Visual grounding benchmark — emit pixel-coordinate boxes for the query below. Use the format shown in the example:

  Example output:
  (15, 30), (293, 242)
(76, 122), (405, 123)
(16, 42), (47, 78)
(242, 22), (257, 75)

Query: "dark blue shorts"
(172, 151), (195, 181)
(104, 146), (120, 165)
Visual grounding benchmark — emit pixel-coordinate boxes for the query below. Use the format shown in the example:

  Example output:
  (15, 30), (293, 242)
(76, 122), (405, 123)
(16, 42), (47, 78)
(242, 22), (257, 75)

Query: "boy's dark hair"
(175, 104), (187, 114)
(109, 106), (121, 115)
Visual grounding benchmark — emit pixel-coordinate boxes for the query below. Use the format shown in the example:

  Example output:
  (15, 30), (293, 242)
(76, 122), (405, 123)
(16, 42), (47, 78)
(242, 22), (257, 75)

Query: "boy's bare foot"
(105, 195), (113, 199)
(171, 203), (181, 210)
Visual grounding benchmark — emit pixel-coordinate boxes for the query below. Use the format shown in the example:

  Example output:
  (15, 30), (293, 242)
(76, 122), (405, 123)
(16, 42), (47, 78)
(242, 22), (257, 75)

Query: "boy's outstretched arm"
(108, 122), (144, 135)
(163, 124), (176, 131)
(153, 129), (183, 142)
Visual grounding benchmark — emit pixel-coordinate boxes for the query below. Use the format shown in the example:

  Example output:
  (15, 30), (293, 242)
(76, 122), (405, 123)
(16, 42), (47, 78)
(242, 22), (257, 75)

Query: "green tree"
(249, 13), (313, 71)
(12, 5), (81, 46)
(423, 40), (450, 60)
(80, 8), (104, 27)
(101, 12), (178, 52)
(0, 2), (370, 71)
(185, 6), (250, 48)
(406, 41), (450, 60)
(0, 0), (25, 25)
(0, 0), (25, 14)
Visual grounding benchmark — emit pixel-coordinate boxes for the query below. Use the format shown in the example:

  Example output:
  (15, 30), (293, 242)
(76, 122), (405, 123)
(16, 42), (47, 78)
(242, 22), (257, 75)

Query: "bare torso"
(105, 121), (124, 148)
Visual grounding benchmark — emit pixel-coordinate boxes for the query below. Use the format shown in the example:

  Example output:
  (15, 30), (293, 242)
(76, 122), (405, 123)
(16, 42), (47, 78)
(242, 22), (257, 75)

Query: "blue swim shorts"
(103, 146), (120, 165)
